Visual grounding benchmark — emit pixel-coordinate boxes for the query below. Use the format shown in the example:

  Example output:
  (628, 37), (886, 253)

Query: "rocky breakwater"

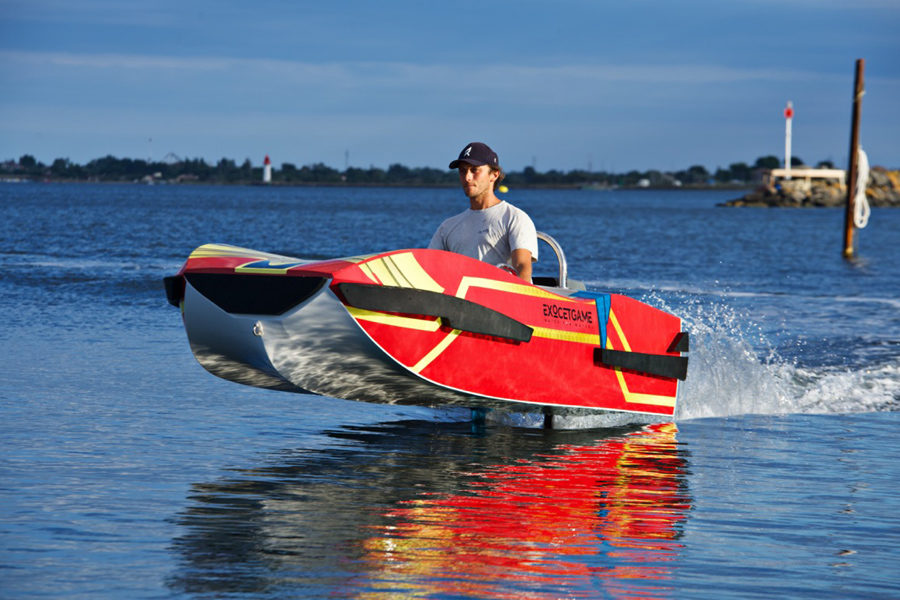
(721, 167), (900, 208)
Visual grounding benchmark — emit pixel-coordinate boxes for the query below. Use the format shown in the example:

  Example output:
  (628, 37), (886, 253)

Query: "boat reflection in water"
(169, 421), (691, 598)
(358, 422), (690, 598)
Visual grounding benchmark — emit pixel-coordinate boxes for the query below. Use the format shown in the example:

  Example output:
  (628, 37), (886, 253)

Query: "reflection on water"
(169, 420), (690, 598)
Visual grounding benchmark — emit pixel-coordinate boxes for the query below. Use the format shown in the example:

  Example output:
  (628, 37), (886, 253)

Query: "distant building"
(764, 167), (846, 192)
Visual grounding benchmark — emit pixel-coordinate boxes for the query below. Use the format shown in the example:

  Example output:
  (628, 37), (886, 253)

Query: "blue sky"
(2, 0), (898, 172)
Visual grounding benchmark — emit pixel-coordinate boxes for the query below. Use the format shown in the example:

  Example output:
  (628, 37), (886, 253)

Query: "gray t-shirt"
(428, 201), (538, 267)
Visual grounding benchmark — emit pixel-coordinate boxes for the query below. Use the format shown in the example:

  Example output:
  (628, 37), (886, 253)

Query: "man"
(429, 142), (538, 282)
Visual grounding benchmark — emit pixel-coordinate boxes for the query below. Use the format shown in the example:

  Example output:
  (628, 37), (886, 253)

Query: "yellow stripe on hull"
(359, 252), (444, 293)
(410, 330), (461, 373)
(346, 306), (443, 332)
(188, 243), (267, 259)
(531, 326), (601, 345)
(457, 277), (584, 302)
(607, 309), (676, 408)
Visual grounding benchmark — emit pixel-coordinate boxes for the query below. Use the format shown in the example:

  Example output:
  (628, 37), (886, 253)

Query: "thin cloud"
(1, 50), (831, 86)
(0, 51), (233, 71)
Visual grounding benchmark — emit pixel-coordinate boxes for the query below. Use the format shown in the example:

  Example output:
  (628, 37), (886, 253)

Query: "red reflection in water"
(357, 423), (690, 599)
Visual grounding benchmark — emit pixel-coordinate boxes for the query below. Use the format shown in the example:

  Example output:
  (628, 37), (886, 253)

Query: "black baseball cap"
(449, 142), (499, 169)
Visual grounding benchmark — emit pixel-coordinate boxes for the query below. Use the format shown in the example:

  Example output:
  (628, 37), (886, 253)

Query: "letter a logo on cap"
(449, 142), (498, 169)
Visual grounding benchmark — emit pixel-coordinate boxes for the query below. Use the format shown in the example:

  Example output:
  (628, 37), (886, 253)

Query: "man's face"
(457, 164), (498, 198)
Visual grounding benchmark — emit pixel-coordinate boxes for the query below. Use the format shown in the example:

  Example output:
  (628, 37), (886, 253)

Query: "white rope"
(854, 146), (870, 229)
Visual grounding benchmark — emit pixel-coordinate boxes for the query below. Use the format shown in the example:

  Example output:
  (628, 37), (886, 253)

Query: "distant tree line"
(2, 153), (834, 188)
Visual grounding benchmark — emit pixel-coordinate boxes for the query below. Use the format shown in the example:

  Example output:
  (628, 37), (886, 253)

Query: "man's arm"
(511, 248), (533, 282)
(427, 228), (444, 250)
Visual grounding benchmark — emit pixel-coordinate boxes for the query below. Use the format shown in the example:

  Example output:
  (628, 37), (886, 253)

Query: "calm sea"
(1, 182), (898, 599)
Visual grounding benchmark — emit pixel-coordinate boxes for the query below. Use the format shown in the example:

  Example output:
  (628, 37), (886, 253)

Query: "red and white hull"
(165, 243), (688, 419)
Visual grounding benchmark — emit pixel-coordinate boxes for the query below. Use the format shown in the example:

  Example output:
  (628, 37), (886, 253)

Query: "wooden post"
(843, 59), (865, 259)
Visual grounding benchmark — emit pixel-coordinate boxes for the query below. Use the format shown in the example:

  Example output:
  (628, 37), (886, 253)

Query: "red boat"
(164, 233), (688, 423)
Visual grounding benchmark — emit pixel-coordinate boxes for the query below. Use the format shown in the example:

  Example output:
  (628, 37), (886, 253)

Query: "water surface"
(1, 183), (898, 598)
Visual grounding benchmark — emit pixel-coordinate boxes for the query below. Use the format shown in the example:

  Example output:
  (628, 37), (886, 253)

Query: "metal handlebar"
(536, 231), (567, 289)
